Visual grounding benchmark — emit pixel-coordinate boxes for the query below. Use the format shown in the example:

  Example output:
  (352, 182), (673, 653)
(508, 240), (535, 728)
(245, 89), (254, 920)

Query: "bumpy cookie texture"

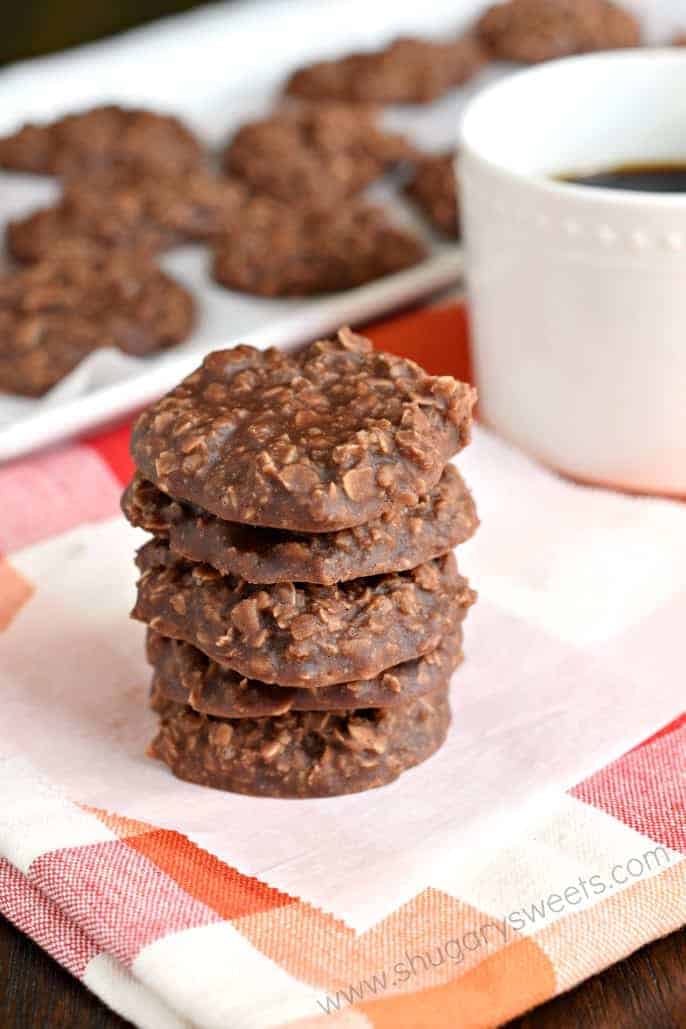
(130, 330), (475, 531)
(405, 152), (460, 239)
(149, 685), (451, 797)
(477, 0), (640, 63)
(7, 179), (172, 264)
(122, 464), (478, 584)
(148, 628), (463, 717)
(7, 168), (246, 264)
(0, 245), (195, 397)
(212, 202), (426, 297)
(133, 540), (474, 687)
(148, 169), (247, 239)
(285, 35), (486, 104)
(222, 103), (413, 203)
(0, 104), (204, 176)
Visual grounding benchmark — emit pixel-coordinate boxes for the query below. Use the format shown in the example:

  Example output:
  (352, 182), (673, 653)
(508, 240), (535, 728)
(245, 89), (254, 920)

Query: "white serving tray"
(0, 0), (673, 461)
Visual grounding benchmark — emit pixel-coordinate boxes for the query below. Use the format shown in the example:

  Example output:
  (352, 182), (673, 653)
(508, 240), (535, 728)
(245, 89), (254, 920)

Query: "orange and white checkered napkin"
(1, 307), (684, 1028)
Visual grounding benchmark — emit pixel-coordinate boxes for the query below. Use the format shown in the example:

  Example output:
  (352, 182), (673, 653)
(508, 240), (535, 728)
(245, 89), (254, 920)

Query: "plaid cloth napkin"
(0, 304), (684, 1029)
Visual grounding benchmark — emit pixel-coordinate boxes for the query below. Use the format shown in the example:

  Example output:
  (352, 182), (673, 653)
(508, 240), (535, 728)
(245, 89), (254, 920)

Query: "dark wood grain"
(0, 916), (130, 1029)
(1, 915), (684, 1027)
(508, 925), (686, 1028)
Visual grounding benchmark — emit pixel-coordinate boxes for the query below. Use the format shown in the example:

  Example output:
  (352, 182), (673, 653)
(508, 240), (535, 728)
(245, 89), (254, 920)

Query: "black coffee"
(559, 163), (686, 193)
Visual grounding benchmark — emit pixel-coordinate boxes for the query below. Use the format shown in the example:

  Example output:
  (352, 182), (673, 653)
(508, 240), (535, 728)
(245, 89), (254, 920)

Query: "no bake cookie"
(222, 103), (413, 203)
(285, 35), (486, 104)
(122, 464), (477, 584)
(0, 104), (204, 176)
(148, 628), (463, 717)
(211, 201), (426, 297)
(7, 167), (246, 264)
(133, 540), (473, 687)
(149, 685), (451, 797)
(130, 329), (475, 532)
(404, 151), (460, 239)
(0, 245), (194, 396)
(476, 0), (640, 63)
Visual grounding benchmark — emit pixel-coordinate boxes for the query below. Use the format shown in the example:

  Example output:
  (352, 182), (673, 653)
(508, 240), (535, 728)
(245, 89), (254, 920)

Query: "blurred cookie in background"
(6, 166), (247, 263)
(476, 0), (640, 63)
(222, 102), (414, 205)
(284, 34), (487, 105)
(6, 172), (176, 263)
(0, 243), (194, 396)
(211, 199), (427, 297)
(404, 151), (460, 239)
(0, 104), (204, 177)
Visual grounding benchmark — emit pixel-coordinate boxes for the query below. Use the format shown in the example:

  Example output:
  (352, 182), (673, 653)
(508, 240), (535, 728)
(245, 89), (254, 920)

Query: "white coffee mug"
(459, 50), (686, 496)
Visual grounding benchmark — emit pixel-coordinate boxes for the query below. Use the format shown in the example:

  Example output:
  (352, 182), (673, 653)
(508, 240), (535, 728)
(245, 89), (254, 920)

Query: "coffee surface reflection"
(559, 163), (686, 193)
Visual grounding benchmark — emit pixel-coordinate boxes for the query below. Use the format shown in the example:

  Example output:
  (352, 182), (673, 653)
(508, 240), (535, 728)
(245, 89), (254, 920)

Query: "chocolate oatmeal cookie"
(285, 35), (486, 104)
(148, 169), (247, 239)
(6, 179), (173, 265)
(130, 330), (476, 532)
(7, 168), (246, 264)
(404, 151), (460, 239)
(212, 201), (426, 297)
(149, 685), (451, 797)
(0, 245), (195, 397)
(122, 464), (478, 584)
(0, 104), (204, 176)
(476, 0), (640, 63)
(133, 540), (474, 687)
(148, 628), (463, 717)
(222, 103), (413, 203)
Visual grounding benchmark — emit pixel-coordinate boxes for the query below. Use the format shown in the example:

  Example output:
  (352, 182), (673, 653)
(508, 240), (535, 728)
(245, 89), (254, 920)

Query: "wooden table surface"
(1, 917), (684, 1027)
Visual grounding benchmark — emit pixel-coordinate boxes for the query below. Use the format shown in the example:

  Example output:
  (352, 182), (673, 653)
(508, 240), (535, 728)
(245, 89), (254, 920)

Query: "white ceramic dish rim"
(460, 48), (686, 208)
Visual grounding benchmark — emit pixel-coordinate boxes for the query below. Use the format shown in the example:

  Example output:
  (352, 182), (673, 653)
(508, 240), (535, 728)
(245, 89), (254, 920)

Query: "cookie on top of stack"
(122, 328), (478, 798)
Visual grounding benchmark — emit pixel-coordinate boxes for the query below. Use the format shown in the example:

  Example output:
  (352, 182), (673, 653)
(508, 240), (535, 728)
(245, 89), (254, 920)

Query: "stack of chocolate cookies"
(122, 328), (478, 798)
